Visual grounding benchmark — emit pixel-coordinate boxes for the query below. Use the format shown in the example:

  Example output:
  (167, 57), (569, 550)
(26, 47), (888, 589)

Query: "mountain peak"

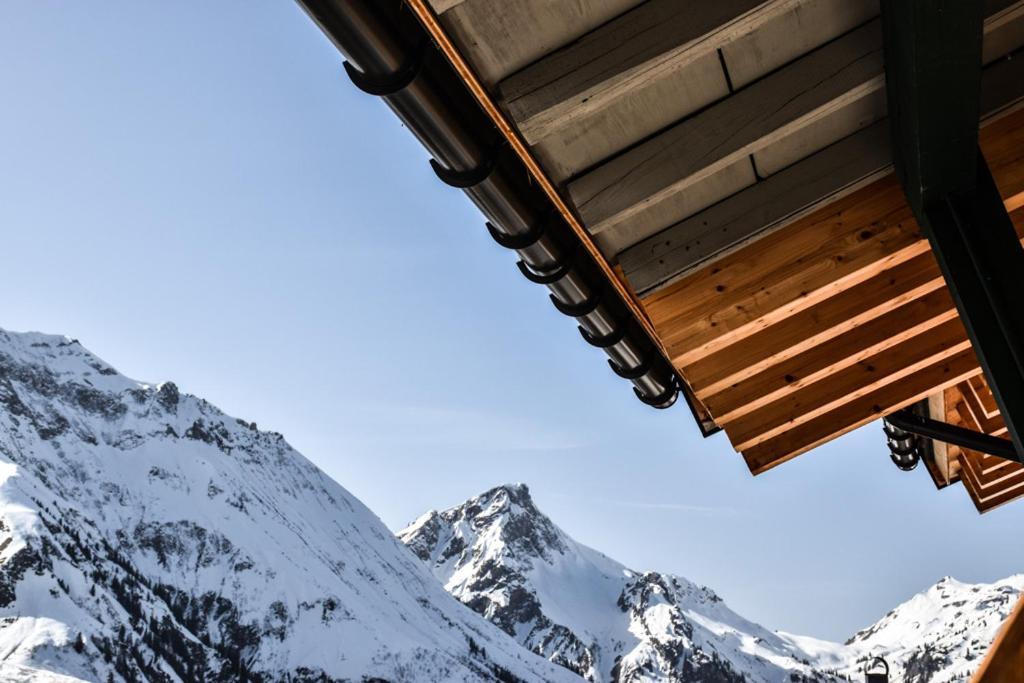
(400, 485), (846, 683)
(487, 481), (531, 503)
(402, 485), (1024, 683)
(398, 482), (569, 574)
(0, 328), (578, 682)
(470, 482), (542, 522)
(0, 327), (144, 398)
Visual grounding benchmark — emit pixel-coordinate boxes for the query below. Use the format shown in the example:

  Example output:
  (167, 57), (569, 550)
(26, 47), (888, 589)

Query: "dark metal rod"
(886, 409), (1021, 462)
(881, 0), (1024, 455)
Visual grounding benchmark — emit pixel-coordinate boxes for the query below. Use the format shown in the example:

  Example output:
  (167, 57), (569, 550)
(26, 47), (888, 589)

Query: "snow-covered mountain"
(399, 484), (1023, 683)
(397, 484), (846, 682)
(1, 326), (1017, 683)
(839, 575), (1024, 682)
(0, 328), (579, 683)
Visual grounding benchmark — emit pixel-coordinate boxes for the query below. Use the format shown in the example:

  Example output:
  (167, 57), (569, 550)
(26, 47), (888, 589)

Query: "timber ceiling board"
(620, 8), (1024, 292)
(718, 0), (878, 89)
(434, 0), (1024, 263)
(428, 0), (1024, 474)
(428, 0), (644, 86)
(938, 376), (1024, 514)
(635, 108), (1024, 475)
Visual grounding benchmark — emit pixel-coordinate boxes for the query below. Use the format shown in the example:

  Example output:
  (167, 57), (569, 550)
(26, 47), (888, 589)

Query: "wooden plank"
(942, 385), (968, 483)
(934, 381), (1021, 492)
(924, 390), (953, 487)
(952, 379), (1016, 488)
(977, 454), (1019, 482)
(961, 454), (1024, 511)
(499, 0), (802, 144)
(437, 0), (643, 85)
(595, 159), (756, 255)
(703, 287), (957, 421)
(428, 0), (465, 13)
(640, 186), (1018, 369)
(678, 213), (1024, 449)
(959, 460), (1024, 512)
(981, 0), (1024, 64)
(957, 457), (991, 512)
(971, 586), (1024, 683)
(569, 20), (886, 238)
(719, 0), (879, 88)
(963, 448), (1021, 488)
(620, 122), (892, 293)
(728, 318), (971, 450)
(526, 51), (729, 183)
(640, 172), (906, 319)
(751, 86), (887, 177)
(981, 50), (1024, 127)
(641, 116), (1024, 374)
(960, 383), (1009, 435)
(622, 50), (1024, 294)
(741, 347), (980, 474)
(969, 375), (1002, 418)
(684, 249), (944, 396)
(654, 187), (928, 367)
(976, 481), (1024, 512)
(984, 103), (1024, 202)
(959, 388), (1002, 435)
(729, 202), (1015, 471)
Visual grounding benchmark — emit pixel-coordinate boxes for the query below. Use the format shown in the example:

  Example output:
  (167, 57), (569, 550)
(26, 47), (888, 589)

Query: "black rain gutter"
(295, 0), (720, 429)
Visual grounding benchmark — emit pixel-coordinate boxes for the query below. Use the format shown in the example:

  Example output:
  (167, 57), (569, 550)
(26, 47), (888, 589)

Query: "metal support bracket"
(342, 42), (424, 96)
(886, 408), (1021, 462)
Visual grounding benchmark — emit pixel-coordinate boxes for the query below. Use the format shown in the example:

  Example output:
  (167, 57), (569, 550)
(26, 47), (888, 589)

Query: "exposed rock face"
(841, 575), (1024, 682)
(2, 325), (1017, 683)
(398, 484), (846, 683)
(399, 484), (1023, 683)
(0, 328), (579, 683)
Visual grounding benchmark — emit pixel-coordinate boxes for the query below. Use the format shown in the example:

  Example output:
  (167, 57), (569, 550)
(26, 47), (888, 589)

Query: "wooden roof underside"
(926, 374), (1024, 514)
(430, 0), (1024, 478)
(649, 112), (1024, 474)
(436, 0), (1024, 267)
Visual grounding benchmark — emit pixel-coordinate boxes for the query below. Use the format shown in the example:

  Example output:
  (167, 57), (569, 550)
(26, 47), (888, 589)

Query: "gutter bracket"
(486, 219), (545, 251)
(609, 357), (651, 381)
(634, 380), (678, 409)
(517, 259), (570, 285)
(430, 144), (499, 188)
(550, 291), (600, 318)
(342, 44), (424, 96)
(579, 324), (626, 349)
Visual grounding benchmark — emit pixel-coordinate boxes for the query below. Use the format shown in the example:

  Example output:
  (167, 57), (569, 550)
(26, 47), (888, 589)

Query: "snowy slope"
(839, 575), (1024, 682)
(0, 328), (579, 683)
(398, 484), (846, 682)
(399, 484), (1022, 683)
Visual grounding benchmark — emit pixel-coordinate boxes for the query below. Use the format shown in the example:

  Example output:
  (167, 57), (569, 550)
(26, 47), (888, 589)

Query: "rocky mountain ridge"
(0, 325), (1017, 683)
(400, 483), (1022, 683)
(0, 328), (578, 682)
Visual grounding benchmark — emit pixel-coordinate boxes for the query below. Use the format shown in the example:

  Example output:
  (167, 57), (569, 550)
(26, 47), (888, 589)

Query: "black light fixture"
(883, 418), (922, 471)
(865, 656), (889, 683)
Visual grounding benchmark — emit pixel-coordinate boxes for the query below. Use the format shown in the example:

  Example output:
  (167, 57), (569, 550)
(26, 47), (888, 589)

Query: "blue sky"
(2, 2), (1021, 642)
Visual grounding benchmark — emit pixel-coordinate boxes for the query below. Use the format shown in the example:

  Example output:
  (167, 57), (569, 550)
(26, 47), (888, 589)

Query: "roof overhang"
(298, 0), (1024, 510)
